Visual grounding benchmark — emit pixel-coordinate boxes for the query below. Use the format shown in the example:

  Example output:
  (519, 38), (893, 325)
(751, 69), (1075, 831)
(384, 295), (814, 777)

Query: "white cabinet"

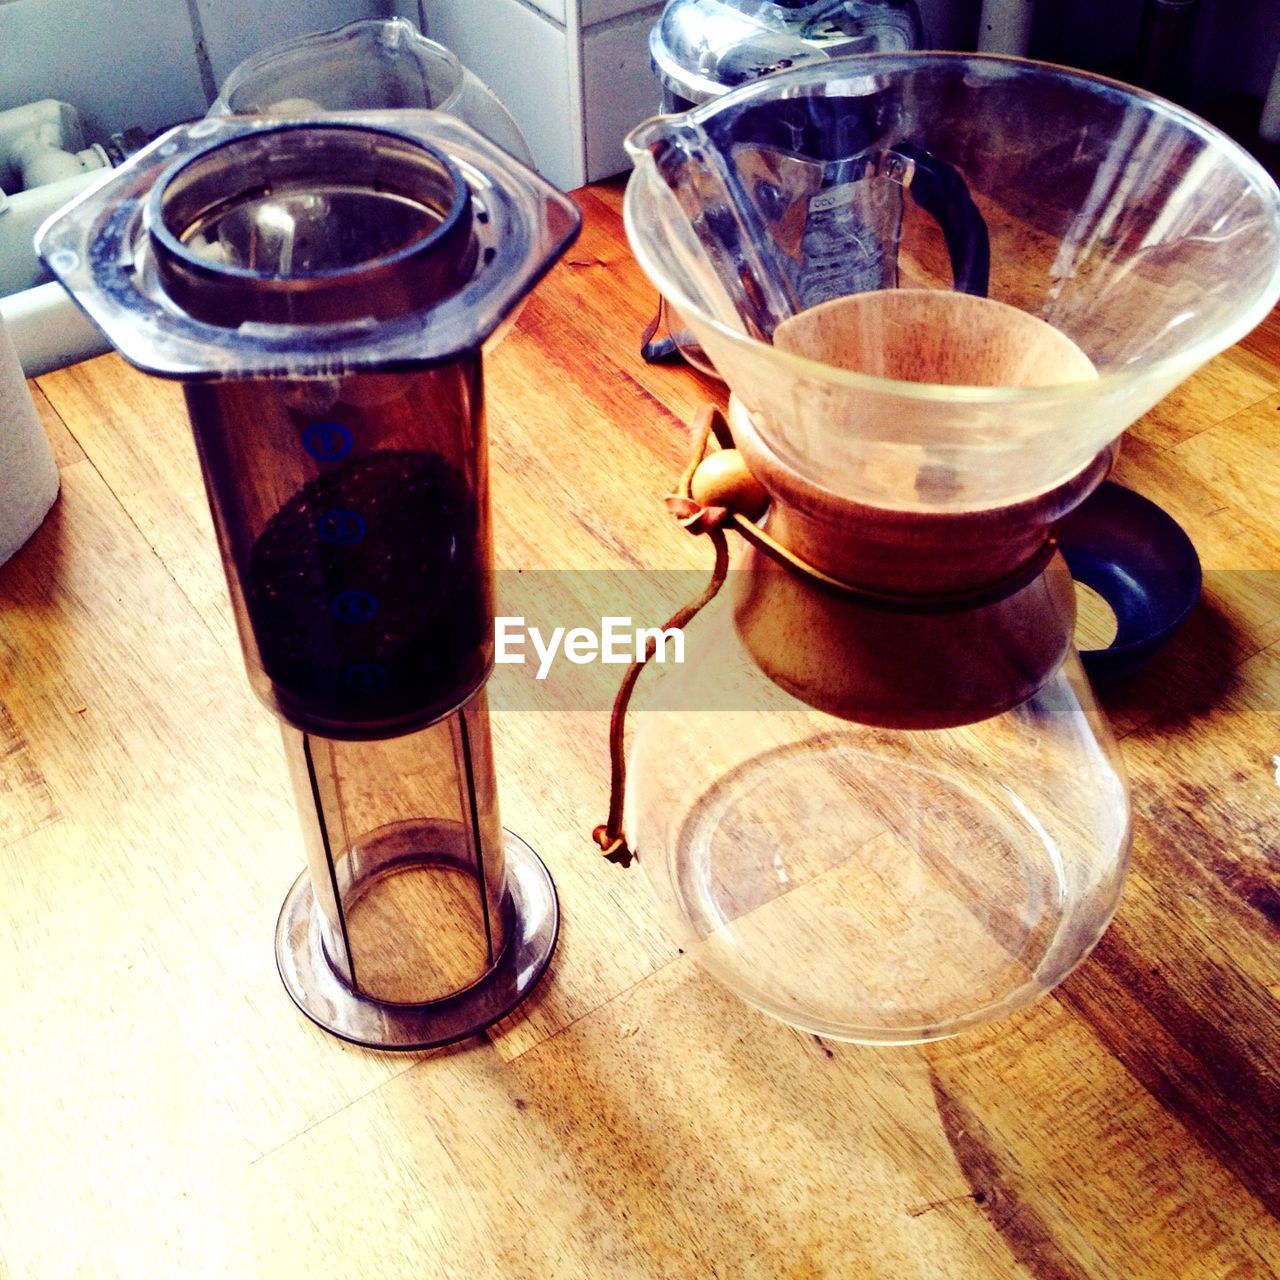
(423, 0), (663, 190)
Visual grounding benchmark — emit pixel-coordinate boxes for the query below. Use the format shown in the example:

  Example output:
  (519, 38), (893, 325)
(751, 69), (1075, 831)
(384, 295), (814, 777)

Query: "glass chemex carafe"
(617, 54), (1280, 1043)
(39, 113), (580, 1049)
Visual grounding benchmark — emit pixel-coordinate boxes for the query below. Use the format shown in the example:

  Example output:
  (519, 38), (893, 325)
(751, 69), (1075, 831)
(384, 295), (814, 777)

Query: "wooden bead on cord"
(689, 448), (768, 518)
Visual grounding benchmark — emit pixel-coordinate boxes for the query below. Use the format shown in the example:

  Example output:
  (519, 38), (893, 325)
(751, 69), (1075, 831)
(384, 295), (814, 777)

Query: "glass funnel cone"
(625, 53), (1280, 510)
(620, 54), (1280, 1043)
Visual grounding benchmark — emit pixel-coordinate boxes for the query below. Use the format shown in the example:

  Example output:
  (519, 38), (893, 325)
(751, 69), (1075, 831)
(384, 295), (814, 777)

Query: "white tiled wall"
(421, 0), (663, 190)
(0, 0), (398, 136)
(0, 0), (208, 136)
(522, 0), (569, 22)
(193, 0), (382, 88)
(581, 0), (658, 24)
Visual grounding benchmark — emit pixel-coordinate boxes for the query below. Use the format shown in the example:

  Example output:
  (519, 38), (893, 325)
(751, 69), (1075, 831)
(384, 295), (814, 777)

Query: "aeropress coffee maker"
(39, 113), (581, 1049)
(609, 54), (1280, 1044)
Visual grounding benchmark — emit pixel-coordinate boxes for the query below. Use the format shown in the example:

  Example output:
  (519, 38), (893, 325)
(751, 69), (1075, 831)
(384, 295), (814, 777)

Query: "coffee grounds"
(247, 449), (488, 731)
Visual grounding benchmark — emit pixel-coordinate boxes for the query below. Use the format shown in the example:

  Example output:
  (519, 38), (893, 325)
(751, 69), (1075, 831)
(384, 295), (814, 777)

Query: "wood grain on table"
(0, 181), (1278, 1279)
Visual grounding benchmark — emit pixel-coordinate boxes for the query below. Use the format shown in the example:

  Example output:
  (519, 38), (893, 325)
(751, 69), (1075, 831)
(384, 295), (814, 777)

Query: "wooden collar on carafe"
(591, 402), (1077, 867)
(672, 404), (1066, 614)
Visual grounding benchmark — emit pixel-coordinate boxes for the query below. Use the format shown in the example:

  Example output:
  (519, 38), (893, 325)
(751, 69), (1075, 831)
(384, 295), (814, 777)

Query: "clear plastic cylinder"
(36, 114), (575, 1048)
(185, 356), (493, 740)
(280, 691), (509, 1005)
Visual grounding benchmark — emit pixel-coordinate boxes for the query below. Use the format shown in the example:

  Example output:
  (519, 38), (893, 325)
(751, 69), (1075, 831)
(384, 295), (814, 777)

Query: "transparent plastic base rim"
(277, 829), (558, 1051)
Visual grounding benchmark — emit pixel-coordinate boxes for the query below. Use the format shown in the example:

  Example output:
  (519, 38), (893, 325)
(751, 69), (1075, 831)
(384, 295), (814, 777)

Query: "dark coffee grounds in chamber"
(247, 449), (489, 732)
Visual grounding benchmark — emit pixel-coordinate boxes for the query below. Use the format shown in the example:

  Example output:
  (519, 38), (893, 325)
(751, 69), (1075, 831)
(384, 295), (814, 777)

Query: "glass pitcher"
(620, 54), (1280, 1043)
(209, 17), (533, 168)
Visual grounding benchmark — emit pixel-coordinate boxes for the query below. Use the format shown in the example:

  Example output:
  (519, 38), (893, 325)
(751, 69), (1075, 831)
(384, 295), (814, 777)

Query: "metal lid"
(650, 0), (922, 106)
(36, 112), (581, 379)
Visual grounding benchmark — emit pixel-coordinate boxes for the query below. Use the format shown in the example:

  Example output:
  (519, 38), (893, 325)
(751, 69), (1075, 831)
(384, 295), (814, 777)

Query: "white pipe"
(0, 99), (107, 193)
(1261, 49), (1280, 145)
(0, 169), (103, 297)
(0, 281), (109, 378)
(0, 100), (82, 188)
(977, 0), (1037, 56)
(10, 139), (109, 189)
(0, 101), (112, 377)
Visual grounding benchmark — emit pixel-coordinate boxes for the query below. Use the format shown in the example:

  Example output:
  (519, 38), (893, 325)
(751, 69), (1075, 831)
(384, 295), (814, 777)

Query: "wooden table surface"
(2, 180), (1279, 1279)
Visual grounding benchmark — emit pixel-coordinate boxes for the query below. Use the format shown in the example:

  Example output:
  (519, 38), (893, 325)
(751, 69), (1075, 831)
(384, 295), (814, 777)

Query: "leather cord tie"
(593, 403), (1058, 866)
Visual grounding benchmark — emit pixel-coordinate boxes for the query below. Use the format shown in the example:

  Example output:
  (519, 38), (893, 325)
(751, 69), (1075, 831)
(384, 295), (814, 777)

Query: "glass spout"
(625, 112), (800, 340)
